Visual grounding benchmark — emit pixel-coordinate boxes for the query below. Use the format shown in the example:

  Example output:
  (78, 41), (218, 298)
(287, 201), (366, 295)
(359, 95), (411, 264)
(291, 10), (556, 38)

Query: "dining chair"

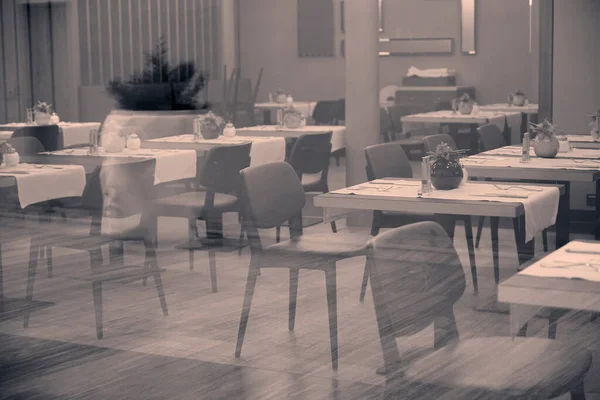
(475, 124), (549, 253)
(368, 221), (591, 400)
(11, 125), (63, 152)
(386, 105), (426, 157)
(359, 142), (478, 299)
(24, 158), (168, 339)
(7, 136), (46, 155)
(312, 101), (336, 125)
(332, 98), (345, 125)
(153, 143), (252, 292)
(234, 162), (370, 370)
(236, 68), (263, 127)
(379, 107), (394, 143)
(276, 133), (336, 243)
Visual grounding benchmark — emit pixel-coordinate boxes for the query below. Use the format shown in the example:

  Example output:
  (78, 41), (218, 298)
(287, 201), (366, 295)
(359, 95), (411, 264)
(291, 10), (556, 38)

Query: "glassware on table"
(521, 132), (531, 162)
(88, 128), (99, 154)
(26, 108), (34, 124)
(558, 135), (572, 153)
(451, 99), (458, 114)
(418, 156), (433, 196)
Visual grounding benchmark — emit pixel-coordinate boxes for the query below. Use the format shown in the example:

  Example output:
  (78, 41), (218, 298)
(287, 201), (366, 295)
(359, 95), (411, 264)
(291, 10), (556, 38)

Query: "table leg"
(263, 110), (272, 125)
(513, 215), (535, 267)
(0, 243), (3, 313)
(470, 124), (479, 154)
(556, 181), (570, 248)
(509, 304), (541, 337)
(463, 216), (478, 294)
(596, 180), (600, 240)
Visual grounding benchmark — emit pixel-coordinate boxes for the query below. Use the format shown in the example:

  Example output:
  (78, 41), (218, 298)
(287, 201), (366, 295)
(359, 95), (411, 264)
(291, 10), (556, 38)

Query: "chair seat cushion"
(404, 337), (591, 398)
(154, 192), (238, 219)
(263, 232), (369, 267)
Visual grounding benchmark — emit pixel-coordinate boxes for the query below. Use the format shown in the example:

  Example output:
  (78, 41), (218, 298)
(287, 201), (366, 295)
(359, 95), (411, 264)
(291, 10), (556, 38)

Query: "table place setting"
(463, 154), (600, 171)
(484, 145), (600, 160)
(519, 241), (600, 282)
(0, 163), (86, 208)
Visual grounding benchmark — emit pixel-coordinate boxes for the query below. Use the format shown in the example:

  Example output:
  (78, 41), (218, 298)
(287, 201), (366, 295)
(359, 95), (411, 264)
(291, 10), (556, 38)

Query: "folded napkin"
(0, 164), (86, 208)
(520, 241), (600, 281)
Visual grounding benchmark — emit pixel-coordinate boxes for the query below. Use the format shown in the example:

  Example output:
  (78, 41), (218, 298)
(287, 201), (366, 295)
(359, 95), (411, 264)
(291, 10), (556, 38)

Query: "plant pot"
(533, 136), (560, 158)
(512, 94), (526, 107)
(35, 112), (52, 125)
(200, 121), (221, 139)
(458, 102), (473, 115)
(283, 112), (305, 129)
(275, 93), (287, 104)
(223, 123), (236, 137)
(103, 133), (126, 153)
(430, 157), (464, 190)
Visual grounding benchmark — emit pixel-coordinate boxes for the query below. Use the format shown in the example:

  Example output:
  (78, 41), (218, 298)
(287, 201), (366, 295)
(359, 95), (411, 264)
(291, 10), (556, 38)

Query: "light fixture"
(529, 0), (533, 53)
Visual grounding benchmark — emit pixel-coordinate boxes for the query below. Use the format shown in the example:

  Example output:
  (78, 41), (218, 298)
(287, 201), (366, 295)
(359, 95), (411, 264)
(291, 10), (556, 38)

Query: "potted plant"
(530, 119), (560, 158)
(33, 101), (53, 125)
(273, 88), (288, 104)
(194, 111), (225, 140)
(0, 142), (19, 167)
(282, 107), (306, 129)
(457, 93), (473, 115)
(428, 143), (468, 190)
(509, 90), (527, 107)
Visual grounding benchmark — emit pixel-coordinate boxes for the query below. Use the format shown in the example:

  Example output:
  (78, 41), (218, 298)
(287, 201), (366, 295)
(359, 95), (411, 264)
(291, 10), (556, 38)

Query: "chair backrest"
(332, 98), (345, 124)
(7, 136), (46, 155)
(239, 162), (306, 230)
(198, 143), (252, 194)
(367, 222), (466, 340)
(379, 107), (393, 142)
(365, 143), (413, 181)
(386, 104), (406, 134)
(288, 132), (332, 176)
(423, 134), (457, 153)
(11, 125), (63, 151)
(312, 101), (336, 125)
(477, 123), (507, 151)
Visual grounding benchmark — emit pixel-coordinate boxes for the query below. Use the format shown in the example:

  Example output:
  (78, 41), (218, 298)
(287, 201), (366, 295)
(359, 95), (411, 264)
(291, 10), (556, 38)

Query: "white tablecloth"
(520, 240), (600, 281)
(331, 180), (559, 242)
(480, 103), (539, 115)
(0, 163), (86, 208)
(484, 145), (600, 159)
(0, 122), (102, 147)
(144, 135), (286, 166)
(102, 110), (200, 139)
(463, 155), (600, 171)
(236, 125), (345, 152)
(45, 148), (197, 185)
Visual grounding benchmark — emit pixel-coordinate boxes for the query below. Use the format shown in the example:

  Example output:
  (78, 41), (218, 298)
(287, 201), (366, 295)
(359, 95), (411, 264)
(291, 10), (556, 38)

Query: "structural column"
(538, 0), (553, 121)
(345, 0), (380, 225)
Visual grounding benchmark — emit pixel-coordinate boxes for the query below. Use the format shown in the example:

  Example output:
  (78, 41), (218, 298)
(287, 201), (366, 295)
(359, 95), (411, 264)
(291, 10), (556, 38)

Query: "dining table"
(254, 101), (317, 125)
(463, 152), (600, 245)
(479, 103), (539, 143)
(236, 125), (345, 153)
(401, 110), (522, 151)
(566, 135), (600, 150)
(142, 134), (286, 166)
(0, 122), (101, 148)
(499, 240), (600, 337)
(0, 162), (87, 318)
(315, 178), (564, 294)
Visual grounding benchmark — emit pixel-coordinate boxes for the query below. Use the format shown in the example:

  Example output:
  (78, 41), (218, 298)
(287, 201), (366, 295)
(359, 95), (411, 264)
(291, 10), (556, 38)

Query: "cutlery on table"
(472, 193), (529, 199)
(492, 184), (543, 192)
(540, 262), (600, 272)
(0, 171), (29, 175)
(565, 248), (600, 255)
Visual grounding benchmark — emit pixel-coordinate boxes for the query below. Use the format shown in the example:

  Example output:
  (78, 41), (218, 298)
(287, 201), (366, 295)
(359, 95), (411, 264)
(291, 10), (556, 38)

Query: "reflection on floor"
(1, 158), (599, 399)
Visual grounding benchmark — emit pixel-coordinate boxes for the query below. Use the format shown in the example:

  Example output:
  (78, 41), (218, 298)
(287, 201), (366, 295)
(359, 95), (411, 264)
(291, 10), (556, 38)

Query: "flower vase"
(3, 151), (19, 167)
(103, 133), (126, 153)
(533, 136), (560, 158)
(200, 121), (221, 139)
(458, 102), (473, 115)
(430, 157), (464, 190)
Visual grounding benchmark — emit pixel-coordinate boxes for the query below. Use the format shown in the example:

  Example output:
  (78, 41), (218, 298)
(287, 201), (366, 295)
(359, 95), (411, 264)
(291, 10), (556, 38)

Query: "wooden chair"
(11, 125), (63, 152)
(234, 162), (370, 370)
(379, 107), (394, 143)
(312, 101), (336, 125)
(276, 133), (336, 242)
(475, 124), (549, 253)
(153, 143), (252, 292)
(359, 142), (478, 299)
(386, 104), (426, 158)
(24, 158), (168, 339)
(368, 221), (591, 399)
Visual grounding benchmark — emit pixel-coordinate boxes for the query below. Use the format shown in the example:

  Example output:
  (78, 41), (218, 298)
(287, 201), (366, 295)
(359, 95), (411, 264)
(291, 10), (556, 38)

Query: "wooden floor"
(1, 158), (600, 399)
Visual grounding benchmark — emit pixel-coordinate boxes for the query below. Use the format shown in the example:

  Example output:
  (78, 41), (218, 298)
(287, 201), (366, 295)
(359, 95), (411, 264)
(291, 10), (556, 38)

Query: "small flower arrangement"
(459, 93), (471, 104)
(199, 111), (225, 127)
(33, 101), (52, 114)
(273, 88), (288, 103)
(427, 142), (468, 161)
(529, 119), (557, 142)
(514, 89), (526, 97)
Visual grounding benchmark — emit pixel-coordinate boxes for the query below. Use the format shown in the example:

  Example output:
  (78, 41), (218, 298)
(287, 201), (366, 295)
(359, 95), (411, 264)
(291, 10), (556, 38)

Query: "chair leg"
(325, 266), (338, 370)
(209, 250), (218, 293)
(335, 155), (340, 167)
(276, 226), (281, 243)
(92, 281), (103, 339)
(371, 211), (382, 237)
(517, 323), (529, 337)
(146, 241), (168, 316)
(475, 216), (485, 249)
(330, 221), (337, 233)
(237, 226), (245, 256)
(542, 229), (549, 252)
(490, 217), (500, 285)
(570, 382), (586, 400)
(23, 243), (40, 328)
(46, 246), (53, 278)
(359, 262), (369, 303)
(463, 216), (478, 294)
(591, 313), (598, 322)
(547, 310), (560, 339)
(188, 219), (195, 271)
(235, 264), (259, 358)
(289, 268), (299, 331)
(433, 312), (459, 349)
